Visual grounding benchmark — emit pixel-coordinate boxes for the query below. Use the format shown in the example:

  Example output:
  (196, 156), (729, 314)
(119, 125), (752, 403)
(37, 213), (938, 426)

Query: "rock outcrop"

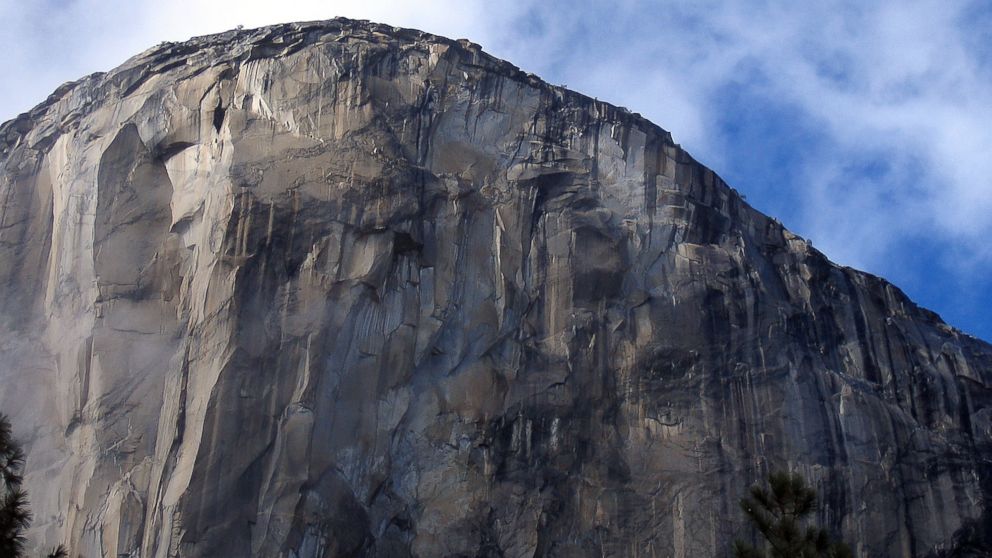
(1, 18), (990, 557)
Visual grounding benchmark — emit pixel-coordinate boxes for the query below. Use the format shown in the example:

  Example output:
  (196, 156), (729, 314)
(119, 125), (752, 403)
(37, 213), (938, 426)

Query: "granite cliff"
(1, 18), (991, 557)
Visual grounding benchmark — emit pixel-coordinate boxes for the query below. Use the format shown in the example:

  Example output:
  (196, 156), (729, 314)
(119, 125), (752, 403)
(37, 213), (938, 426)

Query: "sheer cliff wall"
(1, 18), (991, 557)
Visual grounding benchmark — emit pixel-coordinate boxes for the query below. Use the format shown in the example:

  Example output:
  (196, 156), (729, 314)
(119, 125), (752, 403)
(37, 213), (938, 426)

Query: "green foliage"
(0, 414), (26, 490)
(1, 413), (32, 557)
(735, 471), (853, 558)
(1, 413), (67, 558)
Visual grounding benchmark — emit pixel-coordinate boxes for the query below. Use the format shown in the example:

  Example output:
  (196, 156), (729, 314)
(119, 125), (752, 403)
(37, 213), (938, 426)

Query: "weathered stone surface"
(1, 18), (991, 558)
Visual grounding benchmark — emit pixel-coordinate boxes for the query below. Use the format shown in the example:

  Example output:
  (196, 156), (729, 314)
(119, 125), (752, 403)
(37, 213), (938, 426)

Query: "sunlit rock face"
(1, 18), (991, 558)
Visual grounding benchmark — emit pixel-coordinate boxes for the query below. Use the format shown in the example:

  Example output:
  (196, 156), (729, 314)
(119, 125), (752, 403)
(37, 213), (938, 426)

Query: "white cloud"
(705, 1), (992, 256)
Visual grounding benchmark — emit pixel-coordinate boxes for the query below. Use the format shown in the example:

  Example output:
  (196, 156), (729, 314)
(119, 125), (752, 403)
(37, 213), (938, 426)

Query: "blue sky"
(1, 0), (990, 341)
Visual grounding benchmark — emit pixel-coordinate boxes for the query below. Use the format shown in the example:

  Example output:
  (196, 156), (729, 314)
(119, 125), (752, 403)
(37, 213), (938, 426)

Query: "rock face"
(1, 18), (991, 558)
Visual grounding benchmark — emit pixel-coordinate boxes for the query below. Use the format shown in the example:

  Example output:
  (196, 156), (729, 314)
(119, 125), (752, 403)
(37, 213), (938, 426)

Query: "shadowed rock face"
(1, 18), (991, 558)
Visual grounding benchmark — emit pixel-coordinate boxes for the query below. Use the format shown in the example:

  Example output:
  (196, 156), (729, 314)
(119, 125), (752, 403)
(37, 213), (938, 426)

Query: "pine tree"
(0, 413), (32, 557)
(0, 413), (68, 558)
(734, 471), (853, 558)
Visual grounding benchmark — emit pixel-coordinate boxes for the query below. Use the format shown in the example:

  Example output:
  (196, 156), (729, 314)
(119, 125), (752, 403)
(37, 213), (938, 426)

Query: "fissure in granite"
(0, 18), (990, 558)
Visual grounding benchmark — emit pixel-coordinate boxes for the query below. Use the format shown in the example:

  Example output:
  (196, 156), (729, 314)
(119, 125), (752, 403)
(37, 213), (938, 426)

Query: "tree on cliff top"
(734, 471), (853, 558)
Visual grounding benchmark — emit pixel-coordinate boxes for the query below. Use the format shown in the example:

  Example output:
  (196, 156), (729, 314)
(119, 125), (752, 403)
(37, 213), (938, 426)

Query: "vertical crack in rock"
(212, 100), (226, 134)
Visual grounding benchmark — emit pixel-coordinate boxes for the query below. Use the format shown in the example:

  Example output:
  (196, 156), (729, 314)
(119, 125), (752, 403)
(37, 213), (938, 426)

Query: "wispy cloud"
(1, 0), (989, 338)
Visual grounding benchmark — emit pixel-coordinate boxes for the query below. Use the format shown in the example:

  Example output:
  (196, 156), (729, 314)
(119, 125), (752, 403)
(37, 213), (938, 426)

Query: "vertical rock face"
(1, 18), (990, 558)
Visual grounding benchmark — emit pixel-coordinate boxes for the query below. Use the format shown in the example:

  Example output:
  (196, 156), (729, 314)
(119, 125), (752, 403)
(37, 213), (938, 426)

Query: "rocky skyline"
(3, 1), (991, 343)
